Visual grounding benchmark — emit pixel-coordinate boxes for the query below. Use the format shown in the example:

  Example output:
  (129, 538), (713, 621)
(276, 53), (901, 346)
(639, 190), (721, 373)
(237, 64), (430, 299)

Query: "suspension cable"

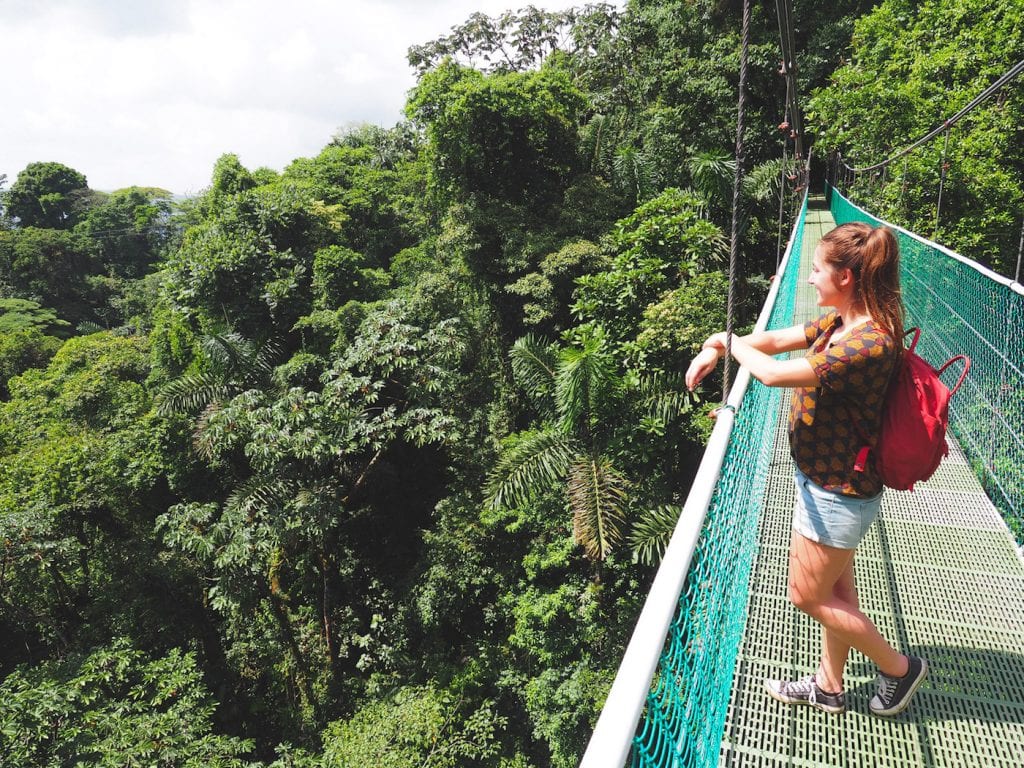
(724, 0), (752, 403)
(774, 0), (804, 163)
(775, 98), (790, 269)
(934, 126), (952, 237)
(841, 57), (1024, 174)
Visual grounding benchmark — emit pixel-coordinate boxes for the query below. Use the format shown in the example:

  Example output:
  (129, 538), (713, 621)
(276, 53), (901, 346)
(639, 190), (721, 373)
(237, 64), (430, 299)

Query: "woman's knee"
(787, 579), (821, 614)
(833, 579), (858, 606)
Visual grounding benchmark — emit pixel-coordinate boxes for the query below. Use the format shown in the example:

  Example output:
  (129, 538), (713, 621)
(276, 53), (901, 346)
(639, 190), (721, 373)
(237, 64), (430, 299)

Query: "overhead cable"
(724, 0), (753, 404)
(844, 58), (1024, 173)
(774, 0), (804, 161)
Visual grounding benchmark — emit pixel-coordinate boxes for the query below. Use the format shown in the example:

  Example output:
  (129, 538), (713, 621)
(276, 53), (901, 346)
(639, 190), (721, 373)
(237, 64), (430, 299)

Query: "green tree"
(284, 136), (426, 265)
(320, 684), (507, 768)
(2, 162), (91, 229)
(0, 326), (63, 398)
(406, 4), (622, 76)
(0, 227), (98, 325)
(157, 301), (465, 729)
(0, 298), (71, 336)
(808, 0), (1024, 275)
(572, 188), (726, 350)
(407, 61), (585, 211)
(0, 641), (255, 767)
(163, 178), (345, 340)
(487, 328), (692, 560)
(507, 240), (607, 333)
(623, 270), (729, 376)
(77, 186), (175, 279)
(0, 333), (175, 661)
(155, 330), (281, 418)
(210, 153), (257, 199)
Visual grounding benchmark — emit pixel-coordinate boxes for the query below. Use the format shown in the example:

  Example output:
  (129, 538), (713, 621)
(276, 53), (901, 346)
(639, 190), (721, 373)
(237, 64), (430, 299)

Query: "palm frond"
(579, 113), (608, 172)
(556, 330), (617, 435)
(486, 428), (576, 510)
(743, 158), (785, 202)
(612, 146), (654, 202)
(224, 477), (293, 519)
(202, 331), (254, 372)
(628, 505), (682, 566)
(510, 334), (558, 414)
(192, 401), (224, 460)
(688, 150), (736, 204)
(637, 372), (695, 425)
(155, 374), (234, 416)
(254, 336), (284, 377)
(568, 455), (628, 560)
(76, 321), (106, 334)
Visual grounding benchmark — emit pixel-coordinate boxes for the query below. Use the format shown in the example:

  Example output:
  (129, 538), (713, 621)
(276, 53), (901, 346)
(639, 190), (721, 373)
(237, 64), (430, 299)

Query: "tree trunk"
(266, 551), (317, 716)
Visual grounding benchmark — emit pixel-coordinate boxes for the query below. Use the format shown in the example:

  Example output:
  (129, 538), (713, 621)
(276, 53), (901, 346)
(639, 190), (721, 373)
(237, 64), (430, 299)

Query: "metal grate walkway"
(719, 205), (1024, 767)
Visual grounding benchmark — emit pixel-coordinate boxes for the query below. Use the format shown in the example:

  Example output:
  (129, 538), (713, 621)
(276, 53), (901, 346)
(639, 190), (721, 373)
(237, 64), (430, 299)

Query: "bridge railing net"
(831, 187), (1024, 544)
(630, 195), (807, 768)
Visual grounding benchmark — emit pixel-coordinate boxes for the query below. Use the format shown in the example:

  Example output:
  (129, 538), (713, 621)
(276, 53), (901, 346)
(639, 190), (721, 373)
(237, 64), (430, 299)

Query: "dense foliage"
(809, 0), (1024, 277)
(1, 1), (1013, 765)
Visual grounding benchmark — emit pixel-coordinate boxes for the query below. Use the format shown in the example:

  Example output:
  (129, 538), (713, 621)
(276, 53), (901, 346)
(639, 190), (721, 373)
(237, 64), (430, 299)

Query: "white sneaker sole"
(764, 679), (846, 714)
(870, 658), (929, 716)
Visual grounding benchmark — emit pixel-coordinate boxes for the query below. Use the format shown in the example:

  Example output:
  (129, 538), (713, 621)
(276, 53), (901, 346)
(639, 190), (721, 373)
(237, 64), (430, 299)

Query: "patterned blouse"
(788, 310), (899, 497)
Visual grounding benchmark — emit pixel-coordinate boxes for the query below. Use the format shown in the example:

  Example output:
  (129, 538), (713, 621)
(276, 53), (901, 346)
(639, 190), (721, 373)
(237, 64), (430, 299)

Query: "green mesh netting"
(630, 195), (807, 768)
(831, 186), (1024, 544)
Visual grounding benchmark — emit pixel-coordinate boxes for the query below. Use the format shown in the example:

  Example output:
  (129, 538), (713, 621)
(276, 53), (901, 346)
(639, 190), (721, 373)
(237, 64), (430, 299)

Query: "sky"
(1, 0), (600, 196)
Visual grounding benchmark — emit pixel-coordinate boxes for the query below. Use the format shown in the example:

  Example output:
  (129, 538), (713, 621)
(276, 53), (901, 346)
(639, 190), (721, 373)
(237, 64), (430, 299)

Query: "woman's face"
(808, 245), (845, 307)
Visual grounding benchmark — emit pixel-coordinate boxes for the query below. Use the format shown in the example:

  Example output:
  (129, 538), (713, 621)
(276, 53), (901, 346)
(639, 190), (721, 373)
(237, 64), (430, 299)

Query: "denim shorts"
(792, 468), (882, 549)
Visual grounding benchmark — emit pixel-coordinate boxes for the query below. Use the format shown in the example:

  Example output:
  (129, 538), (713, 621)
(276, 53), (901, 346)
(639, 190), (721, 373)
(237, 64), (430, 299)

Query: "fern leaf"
(556, 330), (616, 435)
(225, 477), (293, 519)
(202, 331), (253, 371)
(743, 158), (785, 202)
(638, 372), (695, 425)
(156, 374), (233, 416)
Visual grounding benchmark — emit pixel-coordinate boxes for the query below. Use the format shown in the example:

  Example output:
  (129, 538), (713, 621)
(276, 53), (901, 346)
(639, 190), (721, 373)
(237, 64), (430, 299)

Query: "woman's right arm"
(685, 324), (809, 392)
(703, 324), (808, 355)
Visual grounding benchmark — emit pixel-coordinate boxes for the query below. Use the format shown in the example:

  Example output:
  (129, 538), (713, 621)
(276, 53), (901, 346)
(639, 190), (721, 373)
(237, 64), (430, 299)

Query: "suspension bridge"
(580, 183), (1024, 767)
(577, 0), (1024, 759)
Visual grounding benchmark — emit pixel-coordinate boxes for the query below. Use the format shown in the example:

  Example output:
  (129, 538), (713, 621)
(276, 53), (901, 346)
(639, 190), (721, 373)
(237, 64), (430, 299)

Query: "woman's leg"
(816, 553), (857, 692)
(788, 531), (908, 682)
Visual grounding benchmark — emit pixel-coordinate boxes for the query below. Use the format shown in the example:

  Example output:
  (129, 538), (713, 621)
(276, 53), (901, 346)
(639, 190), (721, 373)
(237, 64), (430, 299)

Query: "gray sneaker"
(765, 674), (845, 714)
(870, 656), (928, 716)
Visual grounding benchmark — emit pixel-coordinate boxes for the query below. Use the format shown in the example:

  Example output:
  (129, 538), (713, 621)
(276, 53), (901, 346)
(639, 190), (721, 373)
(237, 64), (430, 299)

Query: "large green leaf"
(555, 328), (617, 436)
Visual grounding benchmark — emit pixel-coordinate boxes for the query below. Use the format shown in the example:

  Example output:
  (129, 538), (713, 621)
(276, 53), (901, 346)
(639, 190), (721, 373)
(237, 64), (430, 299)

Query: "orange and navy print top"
(788, 310), (899, 497)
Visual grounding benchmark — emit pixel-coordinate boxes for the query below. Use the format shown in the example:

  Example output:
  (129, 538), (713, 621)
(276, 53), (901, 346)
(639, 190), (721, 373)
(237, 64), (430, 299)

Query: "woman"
(685, 222), (927, 716)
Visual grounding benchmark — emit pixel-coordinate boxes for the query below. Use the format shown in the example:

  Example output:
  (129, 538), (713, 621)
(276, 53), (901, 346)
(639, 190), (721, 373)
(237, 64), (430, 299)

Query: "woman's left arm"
(726, 334), (819, 388)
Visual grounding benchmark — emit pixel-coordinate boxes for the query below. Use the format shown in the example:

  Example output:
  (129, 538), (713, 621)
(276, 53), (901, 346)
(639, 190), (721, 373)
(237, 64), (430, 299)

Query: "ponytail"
(820, 223), (905, 352)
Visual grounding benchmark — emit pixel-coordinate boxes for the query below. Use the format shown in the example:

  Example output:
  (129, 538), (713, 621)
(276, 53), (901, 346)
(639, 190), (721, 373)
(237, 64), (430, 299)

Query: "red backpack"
(854, 328), (970, 491)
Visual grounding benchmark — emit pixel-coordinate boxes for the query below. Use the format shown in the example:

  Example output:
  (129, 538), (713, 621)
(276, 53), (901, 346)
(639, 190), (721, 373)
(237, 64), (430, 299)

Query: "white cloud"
(0, 0), (600, 195)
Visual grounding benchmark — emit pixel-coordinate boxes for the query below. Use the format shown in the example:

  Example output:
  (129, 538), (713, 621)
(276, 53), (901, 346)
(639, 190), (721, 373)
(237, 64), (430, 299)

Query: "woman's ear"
(837, 267), (855, 289)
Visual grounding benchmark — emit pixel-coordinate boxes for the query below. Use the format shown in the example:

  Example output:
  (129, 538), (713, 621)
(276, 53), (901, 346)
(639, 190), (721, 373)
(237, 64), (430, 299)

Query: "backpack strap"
(936, 354), (971, 396)
(853, 327), (912, 474)
(905, 327), (921, 355)
(854, 445), (870, 473)
(907, 326), (971, 396)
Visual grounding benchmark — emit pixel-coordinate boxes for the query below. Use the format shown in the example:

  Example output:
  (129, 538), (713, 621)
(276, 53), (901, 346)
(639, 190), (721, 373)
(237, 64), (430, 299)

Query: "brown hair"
(820, 222), (905, 349)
